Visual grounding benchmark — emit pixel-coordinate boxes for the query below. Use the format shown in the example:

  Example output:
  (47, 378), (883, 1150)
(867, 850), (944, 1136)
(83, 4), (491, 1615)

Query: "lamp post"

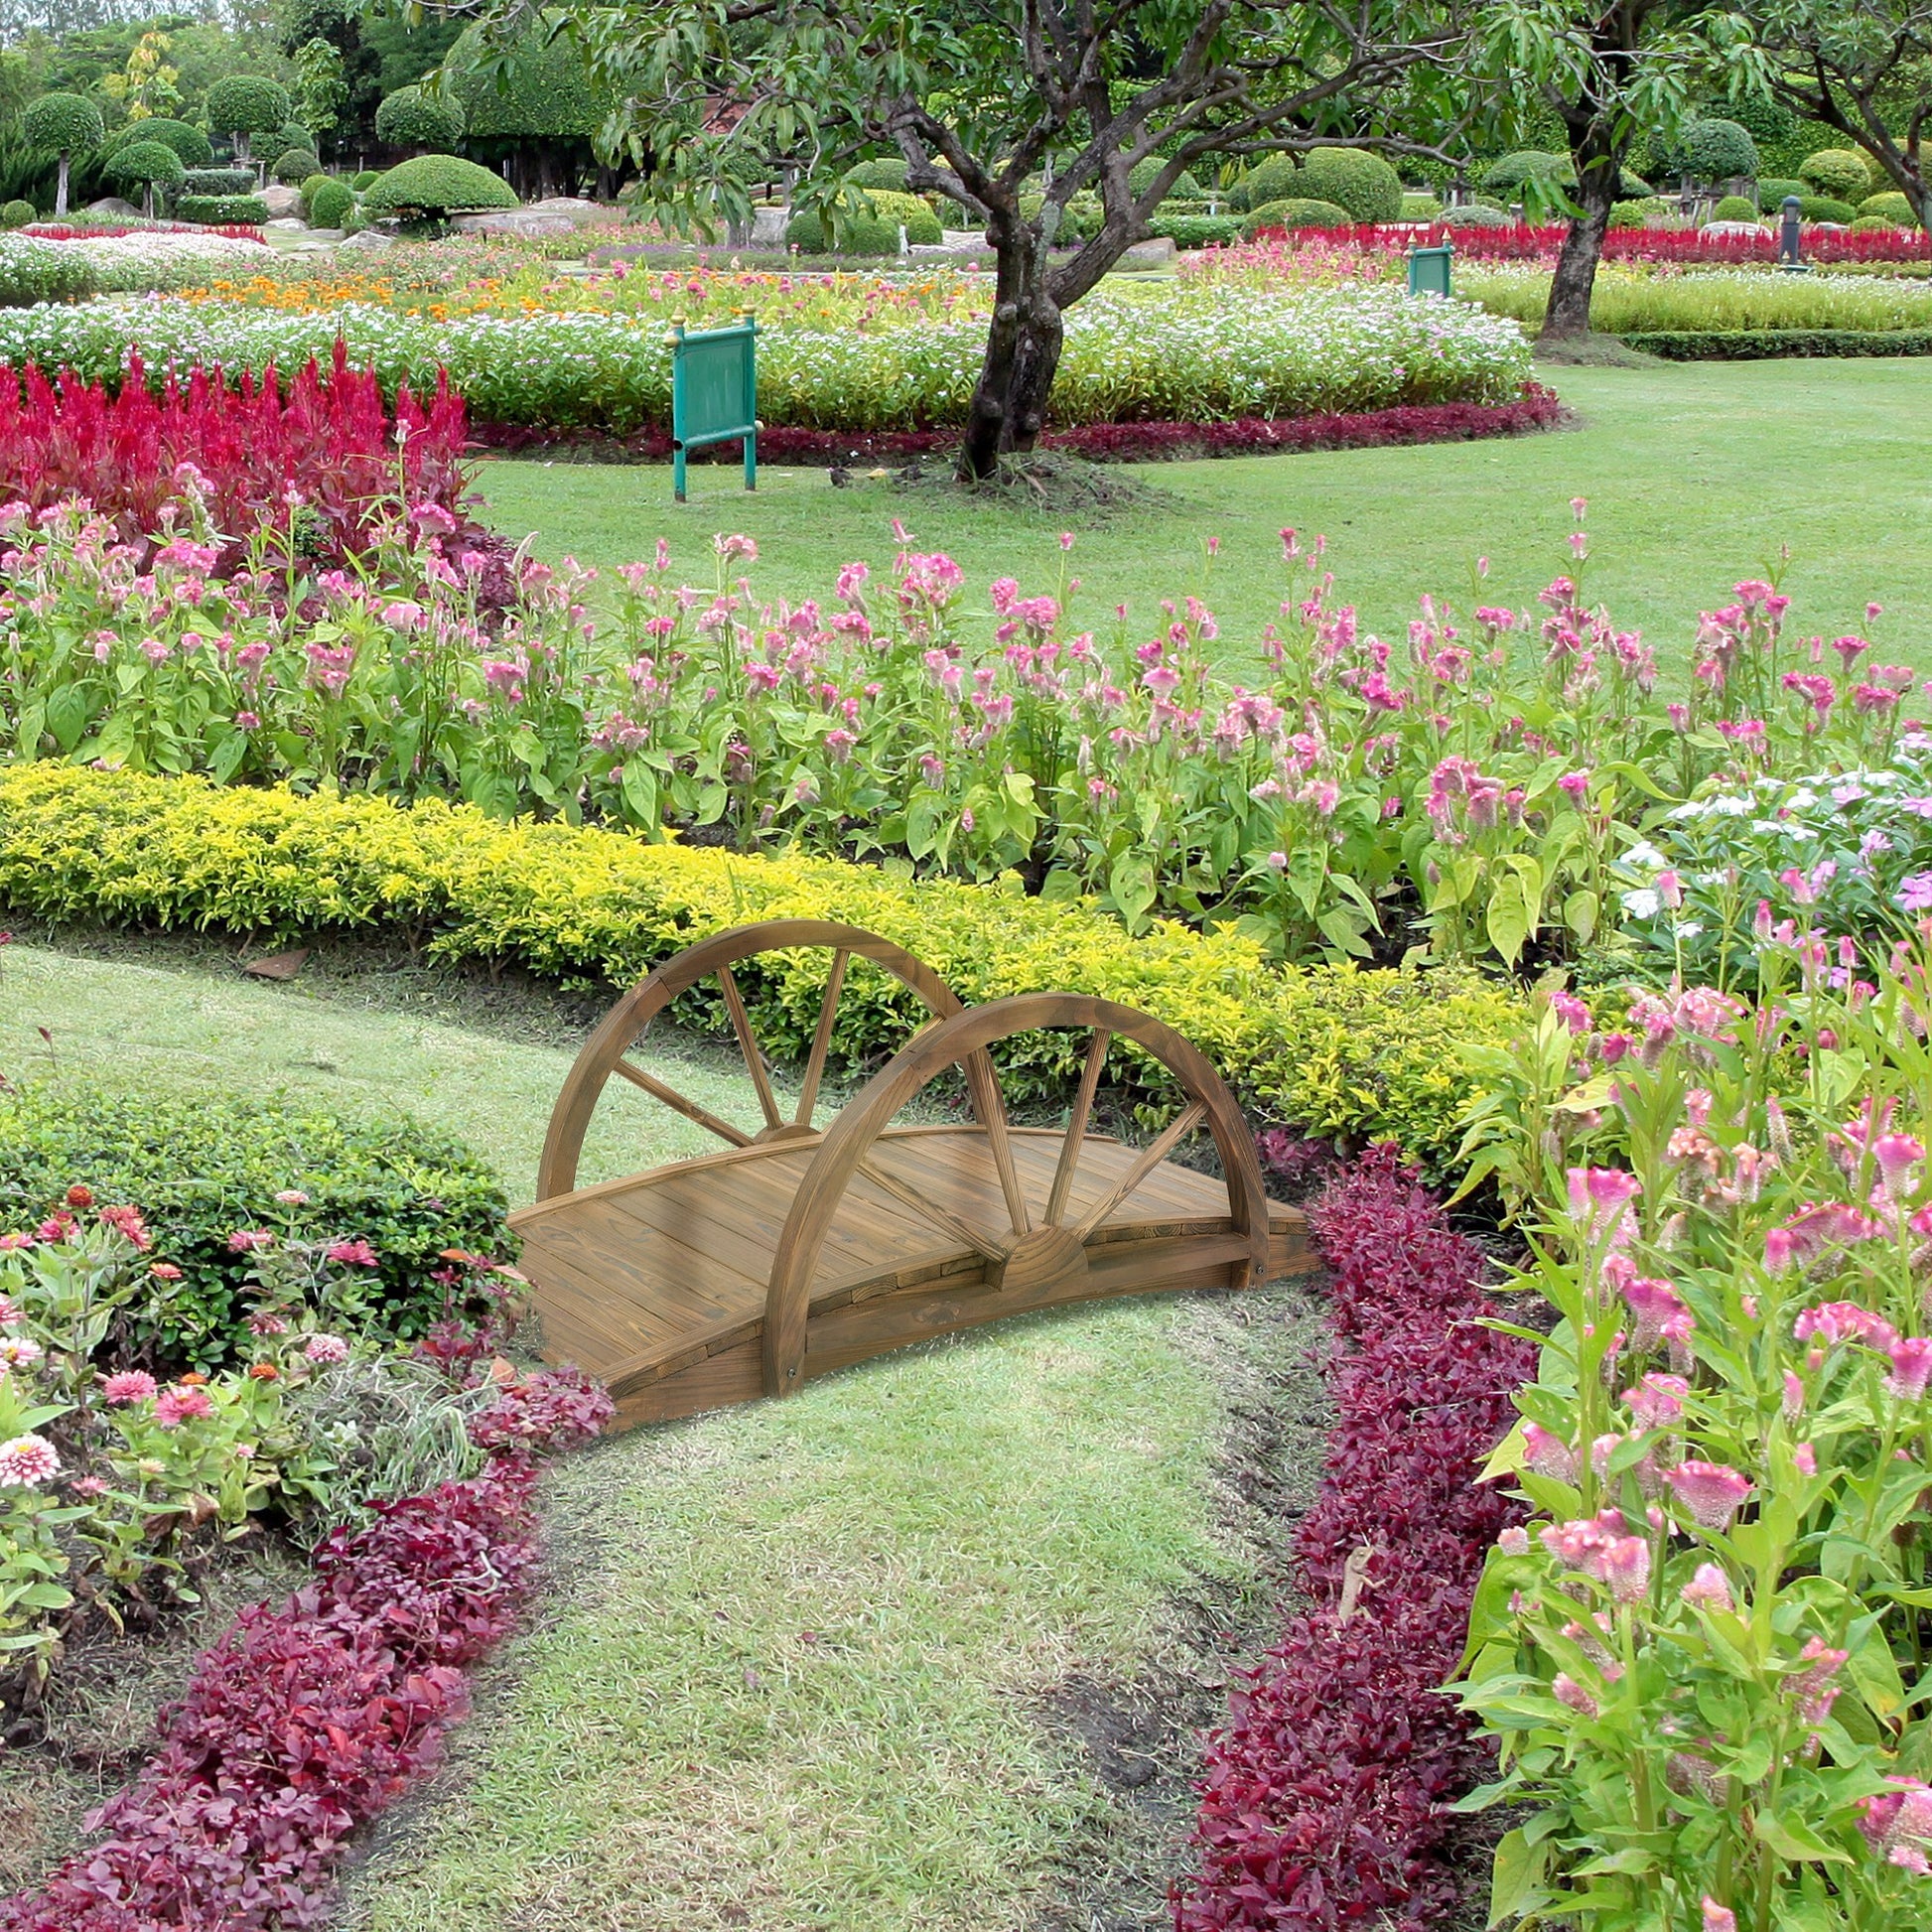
(1778, 194), (1808, 273)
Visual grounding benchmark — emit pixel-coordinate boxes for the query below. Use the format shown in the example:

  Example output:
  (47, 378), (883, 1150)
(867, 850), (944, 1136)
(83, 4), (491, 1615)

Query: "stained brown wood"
(518, 926), (1317, 1432)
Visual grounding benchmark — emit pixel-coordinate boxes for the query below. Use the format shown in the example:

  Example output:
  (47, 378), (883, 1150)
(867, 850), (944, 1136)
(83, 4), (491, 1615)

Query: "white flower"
(1623, 840), (1665, 869)
(1621, 888), (1662, 918)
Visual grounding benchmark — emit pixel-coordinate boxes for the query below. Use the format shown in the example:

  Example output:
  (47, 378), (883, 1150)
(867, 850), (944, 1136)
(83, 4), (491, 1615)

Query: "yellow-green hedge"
(0, 767), (1525, 1172)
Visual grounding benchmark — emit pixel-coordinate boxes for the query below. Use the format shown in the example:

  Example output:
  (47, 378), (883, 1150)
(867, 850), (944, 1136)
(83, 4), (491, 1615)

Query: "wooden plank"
(610, 1334), (764, 1428)
(524, 1194), (762, 1331)
(610, 1057), (752, 1148)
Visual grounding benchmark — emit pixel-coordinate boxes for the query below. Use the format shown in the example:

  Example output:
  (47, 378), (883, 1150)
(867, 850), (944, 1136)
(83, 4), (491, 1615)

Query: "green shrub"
(307, 177), (354, 228)
(1295, 148), (1402, 222)
(22, 92), (103, 161)
(1128, 154), (1202, 201)
(205, 75), (292, 157)
(362, 153), (521, 217)
(1859, 191), (1919, 227)
(0, 233), (96, 304)
(0, 1078), (510, 1365)
(1229, 153), (1298, 211)
(1241, 197), (1350, 234)
(0, 200), (32, 229)
(1758, 177), (1807, 208)
(1147, 209), (1242, 248)
(374, 84), (465, 155)
(1676, 117), (1758, 183)
(1621, 328), (1932, 360)
(1401, 193), (1445, 221)
(1446, 203), (1514, 228)
(272, 147), (322, 186)
(183, 166), (255, 197)
(785, 188), (941, 254)
(104, 117), (212, 172)
(1707, 195), (1761, 223)
(175, 193), (270, 225)
(1798, 194), (1858, 224)
(1607, 199), (1651, 229)
(299, 170), (331, 206)
(351, 169), (381, 191)
(1478, 150), (1570, 199)
(844, 157), (910, 192)
(1799, 147), (1873, 204)
(275, 121), (313, 156)
(0, 766), (1528, 1177)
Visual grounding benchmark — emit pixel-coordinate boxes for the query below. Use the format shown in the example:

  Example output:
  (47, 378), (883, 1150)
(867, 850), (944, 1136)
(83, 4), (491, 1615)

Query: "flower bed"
(1454, 942), (1932, 1929)
(1175, 1146), (1533, 1930)
(0, 282), (1532, 434)
(1460, 265), (1932, 335)
(0, 763), (1525, 1175)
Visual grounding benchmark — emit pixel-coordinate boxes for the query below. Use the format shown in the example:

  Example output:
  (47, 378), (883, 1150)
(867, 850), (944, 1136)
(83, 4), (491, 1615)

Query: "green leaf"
(1484, 872), (1532, 965)
(1752, 1812), (1852, 1864)
(1488, 1826), (1545, 1924)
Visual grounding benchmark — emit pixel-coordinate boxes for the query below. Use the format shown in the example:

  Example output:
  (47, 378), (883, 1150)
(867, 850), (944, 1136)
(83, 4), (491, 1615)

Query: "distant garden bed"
(1619, 326), (1932, 358)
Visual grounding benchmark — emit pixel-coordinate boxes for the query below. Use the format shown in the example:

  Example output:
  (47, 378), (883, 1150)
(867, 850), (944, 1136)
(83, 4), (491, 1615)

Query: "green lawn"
(5, 938), (1320, 1929)
(477, 358), (1932, 671)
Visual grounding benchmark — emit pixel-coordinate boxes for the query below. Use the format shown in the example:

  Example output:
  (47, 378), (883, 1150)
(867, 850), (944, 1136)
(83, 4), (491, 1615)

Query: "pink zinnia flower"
(1666, 1459), (1753, 1530)
(227, 1228), (275, 1253)
(99, 1369), (158, 1405)
(1681, 1563), (1735, 1612)
(0, 1334), (44, 1368)
(274, 1188), (310, 1206)
(0, 1432), (62, 1487)
(324, 1238), (379, 1268)
(152, 1386), (214, 1429)
(304, 1333), (350, 1364)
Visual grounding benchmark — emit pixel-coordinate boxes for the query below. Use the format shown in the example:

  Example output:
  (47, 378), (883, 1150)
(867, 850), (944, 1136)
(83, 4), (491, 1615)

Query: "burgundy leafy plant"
(1174, 1145), (1533, 1932)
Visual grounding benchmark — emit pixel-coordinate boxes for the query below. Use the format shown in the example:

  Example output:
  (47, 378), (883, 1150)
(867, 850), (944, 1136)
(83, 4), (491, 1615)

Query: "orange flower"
(247, 1362), (280, 1381)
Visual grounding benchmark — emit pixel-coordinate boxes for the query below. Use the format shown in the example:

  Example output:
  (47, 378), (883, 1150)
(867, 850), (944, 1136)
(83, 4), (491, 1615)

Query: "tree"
(375, 82), (464, 153)
(205, 71), (291, 167)
(441, 0), (1472, 480)
(106, 133), (184, 216)
(447, 14), (614, 201)
(99, 26), (180, 121)
(23, 88), (102, 216)
(1476, 1), (1769, 340)
(290, 35), (348, 151)
(1743, 1), (1932, 226)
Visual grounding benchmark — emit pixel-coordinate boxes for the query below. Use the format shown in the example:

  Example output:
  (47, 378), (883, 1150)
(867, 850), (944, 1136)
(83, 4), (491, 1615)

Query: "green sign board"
(1407, 241), (1453, 299)
(667, 313), (758, 502)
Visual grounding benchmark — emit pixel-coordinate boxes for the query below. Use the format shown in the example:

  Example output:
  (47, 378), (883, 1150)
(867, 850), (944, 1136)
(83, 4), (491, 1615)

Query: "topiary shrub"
(1296, 148), (1402, 222)
(1799, 147), (1874, 204)
(1445, 203), (1514, 228)
(183, 166), (256, 197)
(1859, 191), (1919, 227)
(362, 153), (521, 219)
(1757, 177), (1807, 208)
(206, 75), (294, 164)
(351, 169), (381, 191)
(1230, 153), (1298, 211)
(22, 91), (104, 217)
(105, 137), (186, 217)
(1477, 149), (1571, 199)
(0, 200), (33, 229)
(176, 193), (270, 225)
(273, 146), (322, 186)
(1676, 117), (1758, 184)
(1798, 194), (1858, 224)
(375, 84), (465, 155)
(844, 156), (910, 192)
(1849, 214), (1898, 234)
(105, 116), (212, 172)
(1241, 197), (1350, 234)
(0, 1080), (511, 1366)
(275, 120), (313, 153)
(1401, 193), (1444, 221)
(1128, 154), (1202, 202)
(1147, 209), (1242, 247)
(785, 188), (941, 253)
(1606, 199), (1651, 229)
(1707, 194), (1761, 223)
(307, 177), (354, 228)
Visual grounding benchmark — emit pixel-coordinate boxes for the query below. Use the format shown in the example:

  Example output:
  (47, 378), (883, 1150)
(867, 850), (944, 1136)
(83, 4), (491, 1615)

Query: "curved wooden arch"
(760, 992), (1272, 1396)
(534, 919), (962, 1200)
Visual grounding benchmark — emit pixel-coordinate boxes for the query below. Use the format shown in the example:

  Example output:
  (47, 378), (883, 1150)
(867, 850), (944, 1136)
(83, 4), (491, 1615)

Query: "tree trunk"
(55, 154), (69, 218)
(957, 210), (1063, 482)
(1543, 121), (1621, 339)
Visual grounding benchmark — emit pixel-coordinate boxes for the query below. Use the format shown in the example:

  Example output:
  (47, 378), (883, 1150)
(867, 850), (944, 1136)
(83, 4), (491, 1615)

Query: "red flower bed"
(0, 343), (472, 566)
(0, 1366), (611, 1932)
(1246, 219), (1932, 265)
(1174, 1147), (1534, 1932)
(470, 382), (1565, 467)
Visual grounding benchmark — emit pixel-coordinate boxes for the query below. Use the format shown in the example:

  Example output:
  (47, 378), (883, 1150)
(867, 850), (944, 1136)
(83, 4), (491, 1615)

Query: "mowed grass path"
(477, 359), (1932, 671)
(3, 941), (1314, 1930)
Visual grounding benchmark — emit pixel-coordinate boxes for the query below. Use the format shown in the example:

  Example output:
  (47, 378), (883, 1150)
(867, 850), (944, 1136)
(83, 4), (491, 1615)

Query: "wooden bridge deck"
(513, 1125), (1311, 1428)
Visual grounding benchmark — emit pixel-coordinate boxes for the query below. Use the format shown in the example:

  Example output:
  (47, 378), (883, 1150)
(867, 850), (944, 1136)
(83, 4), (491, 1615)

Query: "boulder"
(338, 225), (396, 251)
(452, 207), (579, 236)
(1118, 235), (1177, 267)
(260, 184), (303, 218)
(266, 216), (306, 230)
(84, 197), (142, 220)
(524, 196), (610, 228)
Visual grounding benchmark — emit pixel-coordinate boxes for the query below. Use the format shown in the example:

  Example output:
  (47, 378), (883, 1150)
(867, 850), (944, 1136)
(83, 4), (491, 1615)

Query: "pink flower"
(274, 1188), (310, 1206)
(1522, 1421), (1578, 1481)
(99, 1369), (158, 1405)
(1793, 1442), (1818, 1476)
(324, 1238), (379, 1268)
(1622, 1373), (1689, 1429)
(1621, 1276), (1692, 1350)
(1886, 1336), (1932, 1401)
(1497, 1526), (1531, 1556)
(1551, 1673), (1598, 1717)
(1681, 1563), (1735, 1612)
(1860, 1778), (1932, 1863)
(1602, 1536), (1651, 1603)
(0, 1334), (44, 1368)
(1548, 990), (1589, 1033)
(1871, 1134), (1924, 1202)
(1566, 1167), (1641, 1245)
(1789, 1635), (1847, 1725)
(304, 1333), (350, 1364)
(1701, 1901), (1737, 1932)
(1793, 1300), (1897, 1351)
(1666, 1459), (1753, 1530)
(227, 1228), (275, 1253)
(152, 1386), (214, 1429)
(0, 1432), (60, 1487)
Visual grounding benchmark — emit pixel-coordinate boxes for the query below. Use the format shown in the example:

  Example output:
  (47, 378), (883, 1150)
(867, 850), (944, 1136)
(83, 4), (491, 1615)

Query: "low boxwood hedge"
(0, 1078), (510, 1365)
(786, 189), (942, 254)
(0, 766), (1525, 1177)
(177, 193), (270, 225)
(1622, 327), (1932, 359)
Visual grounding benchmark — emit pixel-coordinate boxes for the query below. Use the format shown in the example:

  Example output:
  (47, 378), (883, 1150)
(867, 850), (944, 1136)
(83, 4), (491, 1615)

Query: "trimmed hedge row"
(1622, 327), (1932, 359)
(0, 766), (1525, 1174)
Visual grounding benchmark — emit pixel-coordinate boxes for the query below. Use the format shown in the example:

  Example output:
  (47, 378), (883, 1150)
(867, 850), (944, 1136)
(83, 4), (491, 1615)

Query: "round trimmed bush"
(104, 117), (213, 172)
(275, 121), (313, 154)
(845, 157), (910, 192)
(362, 153), (521, 217)
(786, 188), (941, 254)
(300, 170), (331, 203)
(308, 177), (354, 228)
(1677, 117), (1757, 184)
(1859, 190), (1919, 227)
(1849, 214), (1898, 234)
(1229, 153), (1298, 211)
(1128, 155), (1202, 201)
(1295, 148), (1402, 222)
(206, 75), (292, 154)
(1445, 203), (1513, 228)
(1799, 148), (1873, 204)
(0, 200), (32, 228)
(23, 92), (103, 160)
(375, 84), (465, 154)
(1241, 197), (1349, 234)
(351, 170), (381, 191)
(1707, 194), (1760, 223)
(273, 147), (322, 186)
(107, 138), (186, 201)
(1757, 177), (1807, 208)
(1607, 199), (1650, 229)
(1798, 194), (1858, 224)
(1478, 150), (1570, 199)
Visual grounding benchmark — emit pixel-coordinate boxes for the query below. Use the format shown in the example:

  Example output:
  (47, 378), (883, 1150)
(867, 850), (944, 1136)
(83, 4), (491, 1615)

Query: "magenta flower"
(1790, 1636), (1847, 1725)
(1621, 1276), (1692, 1350)
(1899, 874), (1932, 913)
(1602, 1536), (1651, 1603)
(99, 1369), (158, 1405)
(1522, 1421), (1578, 1482)
(1566, 1166), (1642, 1246)
(227, 1228), (275, 1253)
(0, 1432), (60, 1488)
(1871, 1134), (1925, 1202)
(304, 1333), (350, 1364)
(1793, 1443), (1818, 1476)
(152, 1386), (214, 1429)
(1681, 1563), (1735, 1612)
(1622, 1373), (1689, 1429)
(1701, 1900), (1737, 1932)
(1885, 1336), (1932, 1402)
(324, 1238), (379, 1268)
(1551, 1673), (1598, 1718)
(1793, 1300), (1898, 1351)
(1665, 1459), (1753, 1530)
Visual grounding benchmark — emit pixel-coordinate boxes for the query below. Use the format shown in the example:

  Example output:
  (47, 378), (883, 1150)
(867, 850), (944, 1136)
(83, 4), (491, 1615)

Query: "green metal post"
(668, 320), (688, 502)
(740, 310), (758, 492)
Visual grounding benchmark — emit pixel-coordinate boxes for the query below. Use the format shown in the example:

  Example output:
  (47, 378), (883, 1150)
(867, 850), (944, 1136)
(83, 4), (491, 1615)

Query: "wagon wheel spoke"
(1071, 1101), (1206, 1242)
(962, 1048), (1031, 1238)
(612, 1057), (754, 1148)
(1044, 1028), (1111, 1228)
(855, 1156), (1008, 1265)
(717, 964), (783, 1132)
(793, 948), (850, 1130)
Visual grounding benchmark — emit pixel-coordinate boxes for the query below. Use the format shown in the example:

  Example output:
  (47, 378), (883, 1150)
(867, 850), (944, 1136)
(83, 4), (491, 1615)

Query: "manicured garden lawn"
(477, 359), (1932, 668)
(3, 938), (1319, 1929)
